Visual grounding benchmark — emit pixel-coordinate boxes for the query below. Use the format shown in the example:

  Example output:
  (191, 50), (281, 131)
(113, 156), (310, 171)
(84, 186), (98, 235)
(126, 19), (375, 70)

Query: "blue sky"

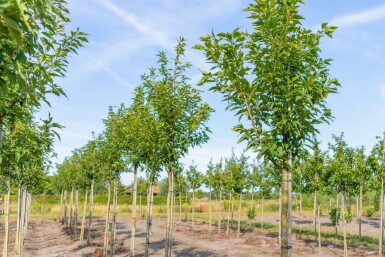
(40, 0), (385, 185)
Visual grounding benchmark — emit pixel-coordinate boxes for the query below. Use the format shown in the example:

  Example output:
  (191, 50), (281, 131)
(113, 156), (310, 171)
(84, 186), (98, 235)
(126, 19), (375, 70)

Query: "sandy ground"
(0, 215), (381, 257)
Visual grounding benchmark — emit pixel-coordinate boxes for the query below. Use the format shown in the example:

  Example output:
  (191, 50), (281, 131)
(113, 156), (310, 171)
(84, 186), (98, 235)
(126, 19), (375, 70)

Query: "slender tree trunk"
(64, 190), (68, 226)
(226, 192), (232, 236)
(191, 188), (195, 229)
(110, 176), (118, 256)
(14, 186), (21, 256)
(103, 184), (111, 257)
(342, 192), (348, 257)
(80, 190), (88, 241)
(184, 193), (188, 221)
(165, 168), (174, 257)
(262, 196), (264, 230)
(87, 179), (94, 245)
(74, 190), (79, 237)
(359, 181), (362, 241)
(60, 189), (63, 223)
(70, 187), (74, 233)
(179, 182), (182, 222)
(313, 192), (317, 239)
(209, 186), (212, 232)
(130, 166), (138, 257)
(237, 193), (242, 238)
(280, 153), (292, 257)
(279, 187), (282, 246)
(231, 194), (235, 227)
(335, 189), (339, 238)
(378, 177), (384, 257)
(317, 193), (321, 254)
(2, 173), (11, 257)
(299, 193), (302, 239)
(218, 190), (222, 233)
(145, 176), (155, 257)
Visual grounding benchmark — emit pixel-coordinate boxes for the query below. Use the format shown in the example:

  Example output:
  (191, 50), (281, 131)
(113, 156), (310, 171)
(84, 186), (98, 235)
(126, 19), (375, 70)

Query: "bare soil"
(0, 215), (381, 256)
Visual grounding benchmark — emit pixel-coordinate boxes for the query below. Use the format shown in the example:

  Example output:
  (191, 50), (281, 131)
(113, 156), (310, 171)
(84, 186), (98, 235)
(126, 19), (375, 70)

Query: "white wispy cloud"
(330, 4), (385, 28)
(97, 0), (172, 48)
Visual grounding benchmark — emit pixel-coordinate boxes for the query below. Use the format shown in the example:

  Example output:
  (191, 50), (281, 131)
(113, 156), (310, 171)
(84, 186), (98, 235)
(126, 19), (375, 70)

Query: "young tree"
(140, 38), (213, 257)
(186, 163), (203, 229)
(195, 1), (338, 255)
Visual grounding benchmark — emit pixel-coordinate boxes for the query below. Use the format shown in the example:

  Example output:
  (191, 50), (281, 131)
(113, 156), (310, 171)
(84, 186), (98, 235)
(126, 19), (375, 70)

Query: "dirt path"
(5, 217), (375, 257)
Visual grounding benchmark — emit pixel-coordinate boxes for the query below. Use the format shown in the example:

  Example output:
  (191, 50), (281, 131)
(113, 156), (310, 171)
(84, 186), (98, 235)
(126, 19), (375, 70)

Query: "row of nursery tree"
(2, 1), (384, 257)
(0, 0), (87, 257)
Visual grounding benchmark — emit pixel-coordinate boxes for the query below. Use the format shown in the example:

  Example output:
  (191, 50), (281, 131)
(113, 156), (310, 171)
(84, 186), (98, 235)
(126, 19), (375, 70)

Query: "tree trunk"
(209, 186), (212, 232)
(14, 186), (21, 256)
(237, 193), (242, 238)
(103, 183), (111, 257)
(342, 191), (348, 257)
(299, 193), (302, 239)
(80, 190), (88, 241)
(145, 176), (155, 257)
(179, 182), (182, 222)
(184, 193), (188, 221)
(164, 168), (174, 257)
(64, 190), (68, 226)
(74, 190), (79, 237)
(87, 179), (94, 245)
(226, 193), (232, 236)
(70, 187), (74, 233)
(262, 196), (264, 230)
(317, 193), (321, 254)
(335, 189), (339, 238)
(130, 166), (138, 257)
(2, 174), (11, 257)
(313, 192), (317, 239)
(378, 177), (384, 257)
(191, 187), (195, 229)
(231, 194), (235, 227)
(110, 176), (118, 256)
(359, 181), (362, 241)
(60, 189), (64, 224)
(218, 190), (222, 233)
(279, 187), (282, 246)
(280, 155), (292, 257)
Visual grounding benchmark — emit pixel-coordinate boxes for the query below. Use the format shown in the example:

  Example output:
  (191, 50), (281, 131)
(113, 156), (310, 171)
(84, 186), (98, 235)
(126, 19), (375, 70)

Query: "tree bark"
(279, 187), (282, 246)
(2, 173), (11, 257)
(191, 186), (195, 229)
(218, 190), (222, 233)
(209, 186), (212, 232)
(110, 176), (118, 256)
(164, 168), (174, 257)
(342, 192), (347, 257)
(179, 182), (182, 222)
(226, 192), (232, 236)
(184, 193), (188, 221)
(378, 177), (384, 257)
(280, 153), (292, 257)
(64, 190), (68, 226)
(359, 181), (362, 241)
(103, 183), (111, 257)
(313, 192), (317, 239)
(237, 193), (242, 238)
(145, 176), (155, 257)
(262, 196), (264, 230)
(317, 193), (321, 254)
(74, 190), (79, 237)
(60, 189), (63, 224)
(335, 189), (339, 238)
(299, 193), (302, 239)
(80, 190), (88, 241)
(130, 166), (138, 257)
(70, 187), (74, 233)
(14, 186), (21, 256)
(87, 179), (94, 245)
